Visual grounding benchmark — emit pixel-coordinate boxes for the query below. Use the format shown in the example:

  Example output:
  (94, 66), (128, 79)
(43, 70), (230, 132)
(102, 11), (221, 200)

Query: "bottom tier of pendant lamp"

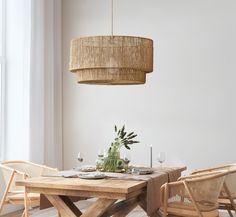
(74, 68), (146, 85)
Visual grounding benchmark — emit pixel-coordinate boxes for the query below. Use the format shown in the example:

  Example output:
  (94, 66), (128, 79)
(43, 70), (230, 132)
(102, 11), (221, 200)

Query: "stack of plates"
(78, 173), (106, 179)
(130, 167), (154, 175)
(74, 165), (97, 172)
(57, 170), (81, 178)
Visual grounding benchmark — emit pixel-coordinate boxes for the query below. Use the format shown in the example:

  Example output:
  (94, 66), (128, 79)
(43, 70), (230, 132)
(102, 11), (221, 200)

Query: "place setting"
(57, 125), (168, 180)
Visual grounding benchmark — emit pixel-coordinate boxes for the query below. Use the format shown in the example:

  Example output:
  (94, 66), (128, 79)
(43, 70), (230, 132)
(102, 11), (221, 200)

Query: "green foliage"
(112, 125), (139, 150)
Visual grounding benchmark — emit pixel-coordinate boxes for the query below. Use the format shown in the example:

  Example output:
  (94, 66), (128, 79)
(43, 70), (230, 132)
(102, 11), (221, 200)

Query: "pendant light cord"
(111, 0), (114, 36)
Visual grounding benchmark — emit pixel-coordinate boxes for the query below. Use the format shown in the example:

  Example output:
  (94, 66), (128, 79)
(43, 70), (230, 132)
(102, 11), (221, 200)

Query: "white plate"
(78, 173), (106, 179)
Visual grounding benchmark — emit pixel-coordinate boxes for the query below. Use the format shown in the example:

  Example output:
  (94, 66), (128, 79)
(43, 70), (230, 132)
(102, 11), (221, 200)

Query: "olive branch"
(113, 125), (139, 150)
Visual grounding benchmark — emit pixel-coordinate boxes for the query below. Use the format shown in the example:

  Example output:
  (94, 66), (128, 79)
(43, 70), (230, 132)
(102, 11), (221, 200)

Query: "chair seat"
(218, 198), (236, 210)
(160, 202), (219, 217)
(6, 193), (40, 205)
(219, 193), (236, 199)
(218, 198), (231, 205)
(8, 192), (40, 200)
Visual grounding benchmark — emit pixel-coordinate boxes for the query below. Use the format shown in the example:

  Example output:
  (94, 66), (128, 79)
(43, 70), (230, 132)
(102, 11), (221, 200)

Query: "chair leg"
(0, 201), (4, 215)
(24, 189), (29, 217)
(0, 196), (7, 214)
(233, 204), (236, 215)
(21, 210), (25, 217)
(0, 171), (15, 215)
(163, 211), (167, 217)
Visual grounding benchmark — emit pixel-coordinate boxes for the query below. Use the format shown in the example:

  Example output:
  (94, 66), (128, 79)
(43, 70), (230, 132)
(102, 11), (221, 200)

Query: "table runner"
(104, 167), (183, 215)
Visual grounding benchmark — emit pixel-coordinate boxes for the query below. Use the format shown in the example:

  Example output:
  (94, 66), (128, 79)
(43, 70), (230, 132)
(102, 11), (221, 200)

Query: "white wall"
(62, 0), (236, 172)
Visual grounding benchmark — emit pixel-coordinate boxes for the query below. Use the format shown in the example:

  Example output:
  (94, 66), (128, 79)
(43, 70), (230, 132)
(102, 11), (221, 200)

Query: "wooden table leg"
(60, 196), (82, 216)
(139, 197), (162, 217)
(45, 195), (82, 217)
(81, 198), (116, 217)
(157, 210), (163, 217)
(112, 197), (140, 217)
(40, 194), (52, 210)
(40, 194), (87, 210)
(100, 196), (141, 217)
(138, 196), (147, 211)
(112, 201), (138, 217)
(150, 211), (162, 217)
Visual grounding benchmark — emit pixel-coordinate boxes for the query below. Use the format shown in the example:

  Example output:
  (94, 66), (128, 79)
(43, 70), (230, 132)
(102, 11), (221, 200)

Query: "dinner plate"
(78, 173), (106, 179)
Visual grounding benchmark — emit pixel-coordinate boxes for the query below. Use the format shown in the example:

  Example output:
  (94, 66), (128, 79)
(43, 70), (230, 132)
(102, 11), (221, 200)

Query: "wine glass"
(77, 152), (84, 163)
(97, 149), (104, 158)
(123, 152), (131, 164)
(157, 152), (166, 167)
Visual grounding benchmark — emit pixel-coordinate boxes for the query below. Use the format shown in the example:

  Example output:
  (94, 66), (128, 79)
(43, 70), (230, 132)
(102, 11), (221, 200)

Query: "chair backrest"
(185, 173), (226, 210)
(169, 172), (226, 212)
(222, 169), (236, 198)
(0, 164), (13, 188)
(2, 160), (57, 177)
(0, 164), (24, 192)
(192, 164), (236, 174)
(192, 164), (236, 199)
(1, 160), (58, 193)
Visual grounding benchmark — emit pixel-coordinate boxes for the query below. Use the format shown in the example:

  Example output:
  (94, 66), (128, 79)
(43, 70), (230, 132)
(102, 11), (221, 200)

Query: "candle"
(150, 145), (152, 168)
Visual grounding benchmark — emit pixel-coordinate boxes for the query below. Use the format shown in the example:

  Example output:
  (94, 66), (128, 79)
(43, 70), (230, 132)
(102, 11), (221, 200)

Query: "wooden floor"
(1, 200), (231, 217)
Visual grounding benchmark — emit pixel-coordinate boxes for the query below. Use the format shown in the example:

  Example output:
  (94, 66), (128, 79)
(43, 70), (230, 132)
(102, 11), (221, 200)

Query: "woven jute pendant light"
(69, 1), (153, 85)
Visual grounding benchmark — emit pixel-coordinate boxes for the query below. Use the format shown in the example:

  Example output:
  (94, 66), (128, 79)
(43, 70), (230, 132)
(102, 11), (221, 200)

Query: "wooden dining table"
(16, 167), (186, 217)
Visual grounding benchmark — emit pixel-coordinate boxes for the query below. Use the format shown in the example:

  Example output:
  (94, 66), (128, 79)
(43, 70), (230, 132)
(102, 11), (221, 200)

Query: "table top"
(16, 166), (186, 200)
(16, 166), (186, 193)
(16, 176), (147, 194)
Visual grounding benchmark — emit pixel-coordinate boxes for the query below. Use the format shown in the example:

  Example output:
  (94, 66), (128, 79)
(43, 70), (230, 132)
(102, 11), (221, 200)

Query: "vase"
(103, 146), (120, 172)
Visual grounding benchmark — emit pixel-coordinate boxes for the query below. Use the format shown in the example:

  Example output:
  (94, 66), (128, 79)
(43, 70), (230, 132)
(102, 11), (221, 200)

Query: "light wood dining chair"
(192, 164), (236, 217)
(0, 160), (58, 217)
(160, 172), (226, 217)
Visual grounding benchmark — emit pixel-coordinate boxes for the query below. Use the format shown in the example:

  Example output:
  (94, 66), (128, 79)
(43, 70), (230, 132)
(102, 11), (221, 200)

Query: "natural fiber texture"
(1, 161), (58, 192)
(182, 176), (224, 209)
(192, 164), (236, 198)
(161, 173), (226, 217)
(69, 36), (153, 85)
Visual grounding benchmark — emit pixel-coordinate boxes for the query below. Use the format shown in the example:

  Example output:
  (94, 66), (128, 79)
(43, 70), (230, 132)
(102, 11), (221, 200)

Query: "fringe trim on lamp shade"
(69, 36), (153, 85)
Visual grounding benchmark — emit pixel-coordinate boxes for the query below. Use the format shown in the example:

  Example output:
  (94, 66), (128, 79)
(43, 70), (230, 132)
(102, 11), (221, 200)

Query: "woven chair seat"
(161, 202), (219, 217)
(8, 192), (40, 200)
(6, 193), (40, 205)
(218, 198), (236, 210)
(168, 201), (217, 211)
